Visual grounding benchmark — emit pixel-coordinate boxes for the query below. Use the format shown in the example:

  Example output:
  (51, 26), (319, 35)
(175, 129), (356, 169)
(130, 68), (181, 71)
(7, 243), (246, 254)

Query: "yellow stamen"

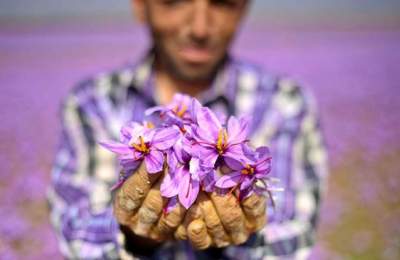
(146, 122), (154, 129)
(216, 129), (224, 154)
(216, 128), (229, 155)
(176, 104), (187, 118)
(223, 129), (228, 144)
(141, 136), (147, 151)
(241, 164), (254, 175)
(131, 136), (149, 154)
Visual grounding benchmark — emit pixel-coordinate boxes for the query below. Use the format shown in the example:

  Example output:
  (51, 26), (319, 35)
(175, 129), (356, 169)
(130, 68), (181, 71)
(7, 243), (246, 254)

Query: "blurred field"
(0, 21), (399, 259)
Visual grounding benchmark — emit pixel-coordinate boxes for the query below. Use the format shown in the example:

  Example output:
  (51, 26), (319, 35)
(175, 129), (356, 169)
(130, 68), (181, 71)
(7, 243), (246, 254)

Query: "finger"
(183, 201), (203, 225)
(174, 224), (187, 240)
(117, 162), (161, 215)
(187, 219), (212, 250)
(175, 203), (202, 241)
(241, 192), (267, 232)
(113, 194), (133, 225)
(155, 201), (186, 239)
(127, 213), (139, 232)
(210, 192), (249, 245)
(197, 192), (230, 247)
(132, 179), (163, 237)
(148, 226), (163, 242)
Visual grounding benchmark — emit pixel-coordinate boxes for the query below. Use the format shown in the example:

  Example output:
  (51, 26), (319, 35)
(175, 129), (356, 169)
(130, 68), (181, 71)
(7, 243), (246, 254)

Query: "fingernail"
(231, 231), (248, 245)
(134, 222), (151, 236)
(125, 199), (137, 211)
(215, 239), (230, 248)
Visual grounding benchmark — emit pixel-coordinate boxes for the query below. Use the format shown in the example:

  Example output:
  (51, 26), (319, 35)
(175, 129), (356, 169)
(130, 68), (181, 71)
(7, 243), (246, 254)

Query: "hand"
(113, 163), (187, 242)
(113, 162), (267, 250)
(174, 190), (267, 250)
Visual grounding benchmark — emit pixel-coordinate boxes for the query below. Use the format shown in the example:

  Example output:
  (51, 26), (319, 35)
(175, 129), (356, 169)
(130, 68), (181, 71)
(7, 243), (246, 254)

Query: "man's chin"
(158, 49), (224, 83)
(181, 70), (214, 82)
(170, 61), (221, 83)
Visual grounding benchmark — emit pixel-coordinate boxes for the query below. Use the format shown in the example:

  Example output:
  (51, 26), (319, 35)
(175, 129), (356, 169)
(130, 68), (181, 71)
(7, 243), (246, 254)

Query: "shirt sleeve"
(263, 88), (329, 259)
(47, 93), (124, 259)
(225, 81), (329, 259)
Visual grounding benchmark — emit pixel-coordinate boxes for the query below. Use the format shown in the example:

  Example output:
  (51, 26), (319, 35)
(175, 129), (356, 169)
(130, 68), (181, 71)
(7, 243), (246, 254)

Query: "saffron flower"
(215, 146), (272, 200)
(100, 122), (180, 174)
(160, 139), (203, 209)
(191, 106), (250, 168)
(145, 93), (195, 129)
(100, 93), (276, 207)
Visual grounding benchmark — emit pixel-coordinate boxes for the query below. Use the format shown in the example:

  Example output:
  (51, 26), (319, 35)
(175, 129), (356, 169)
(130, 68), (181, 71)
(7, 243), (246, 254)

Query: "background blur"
(1, 0), (399, 259)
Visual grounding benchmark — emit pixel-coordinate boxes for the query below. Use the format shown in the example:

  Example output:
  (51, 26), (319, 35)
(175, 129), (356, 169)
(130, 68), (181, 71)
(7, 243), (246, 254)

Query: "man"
(48, 0), (328, 259)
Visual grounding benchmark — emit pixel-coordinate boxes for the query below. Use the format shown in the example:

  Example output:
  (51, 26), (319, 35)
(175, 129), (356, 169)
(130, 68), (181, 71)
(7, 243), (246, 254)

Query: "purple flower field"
(0, 22), (399, 259)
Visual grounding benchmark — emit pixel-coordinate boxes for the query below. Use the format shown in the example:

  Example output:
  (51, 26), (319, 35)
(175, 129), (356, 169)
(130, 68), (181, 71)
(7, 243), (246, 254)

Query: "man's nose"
(189, 0), (211, 42)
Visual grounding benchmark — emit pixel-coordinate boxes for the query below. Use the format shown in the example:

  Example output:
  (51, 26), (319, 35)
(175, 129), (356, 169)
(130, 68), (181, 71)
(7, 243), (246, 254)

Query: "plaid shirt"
(48, 52), (328, 259)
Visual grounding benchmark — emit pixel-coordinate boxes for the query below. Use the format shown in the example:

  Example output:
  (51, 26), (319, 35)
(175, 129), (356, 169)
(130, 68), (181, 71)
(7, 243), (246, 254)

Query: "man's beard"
(158, 47), (220, 83)
(151, 33), (227, 84)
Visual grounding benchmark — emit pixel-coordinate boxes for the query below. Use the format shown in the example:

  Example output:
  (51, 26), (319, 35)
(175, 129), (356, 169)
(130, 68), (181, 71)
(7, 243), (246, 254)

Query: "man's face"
(134, 0), (248, 82)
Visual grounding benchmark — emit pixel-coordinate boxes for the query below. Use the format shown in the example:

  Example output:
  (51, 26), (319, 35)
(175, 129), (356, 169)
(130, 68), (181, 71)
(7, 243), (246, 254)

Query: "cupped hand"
(113, 162), (187, 241)
(175, 190), (267, 250)
(113, 162), (267, 250)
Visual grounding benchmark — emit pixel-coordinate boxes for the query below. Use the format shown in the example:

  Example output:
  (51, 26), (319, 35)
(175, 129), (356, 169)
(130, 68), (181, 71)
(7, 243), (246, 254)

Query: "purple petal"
(142, 127), (156, 143)
(172, 139), (185, 164)
(172, 94), (191, 116)
(99, 141), (131, 155)
(255, 172), (269, 179)
(190, 98), (202, 123)
(202, 169), (217, 192)
(120, 158), (141, 172)
(215, 171), (242, 189)
(145, 105), (165, 116)
(160, 166), (182, 198)
(183, 124), (194, 137)
(224, 157), (244, 171)
(172, 93), (191, 109)
(119, 152), (142, 161)
(189, 157), (200, 180)
(196, 107), (221, 140)
(180, 147), (191, 163)
(110, 179), (125, 191)
(224, 143), (245, 159)
(167, 150), (178, 172)
(178, 172), (200, 209)
(172, 93), (184, 103)
(256, 146), (271, 159)
(164, 196), (178, 214)
(239, 187), (253, 201)
(192, 125), (216, 144)
(128, 122), (147, 141)
(240, 176), (254, 191)
(215, 111), (227, 125)
(227, 116), (249, 143)
(242, 144), (257, 161)
(181, 135), (193, 157)
(163, 113), (184, 127)
(255, 160), (271, 175)
(255, 148), (272, 172)
(198, 148), (219, 168)
(152, 127), (180, 150)
(144, 150), (164, 174)
(120, 125), (133, 143)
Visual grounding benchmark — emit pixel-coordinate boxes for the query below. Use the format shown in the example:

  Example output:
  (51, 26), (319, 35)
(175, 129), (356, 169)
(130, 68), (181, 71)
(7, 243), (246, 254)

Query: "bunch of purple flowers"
(101, 94), (274, 211)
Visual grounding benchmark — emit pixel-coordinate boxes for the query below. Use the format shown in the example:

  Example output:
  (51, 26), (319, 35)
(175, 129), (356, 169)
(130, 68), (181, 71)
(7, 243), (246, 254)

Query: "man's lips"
(178, 46), (213, 64)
